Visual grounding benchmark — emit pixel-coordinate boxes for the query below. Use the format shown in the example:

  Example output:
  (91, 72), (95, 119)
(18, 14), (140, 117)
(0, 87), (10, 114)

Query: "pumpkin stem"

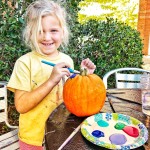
(80, 68), (88, 76)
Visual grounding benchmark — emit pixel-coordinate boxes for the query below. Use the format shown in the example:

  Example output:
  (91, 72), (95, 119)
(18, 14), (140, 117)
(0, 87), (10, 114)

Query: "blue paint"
(97, 120), (109, 127)
(70, 73), (76, 78)
(92, 130), (104, 138)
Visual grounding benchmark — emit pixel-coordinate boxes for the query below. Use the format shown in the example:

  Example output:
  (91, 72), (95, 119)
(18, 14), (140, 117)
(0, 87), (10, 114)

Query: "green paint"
(114, 122), (126, 130)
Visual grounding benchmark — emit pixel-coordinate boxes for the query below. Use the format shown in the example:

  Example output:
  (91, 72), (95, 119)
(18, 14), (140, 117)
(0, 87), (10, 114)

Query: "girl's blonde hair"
(23, 0), (69, 54)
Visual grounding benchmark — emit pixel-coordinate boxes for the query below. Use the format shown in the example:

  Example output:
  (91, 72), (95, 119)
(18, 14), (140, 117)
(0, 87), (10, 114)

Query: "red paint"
(123, 126), (139, 137)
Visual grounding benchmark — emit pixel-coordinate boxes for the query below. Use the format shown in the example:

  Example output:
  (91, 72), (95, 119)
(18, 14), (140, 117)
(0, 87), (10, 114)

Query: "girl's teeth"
(43, 43), (52, 46)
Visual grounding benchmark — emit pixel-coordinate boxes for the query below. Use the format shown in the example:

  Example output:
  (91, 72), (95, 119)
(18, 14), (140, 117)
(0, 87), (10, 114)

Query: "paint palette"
(81, 113), (148, 149)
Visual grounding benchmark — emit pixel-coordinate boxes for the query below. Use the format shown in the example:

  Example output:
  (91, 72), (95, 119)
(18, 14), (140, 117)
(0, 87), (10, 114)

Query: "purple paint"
(92, 130), (104, 138)
(109, 133), (127, 145)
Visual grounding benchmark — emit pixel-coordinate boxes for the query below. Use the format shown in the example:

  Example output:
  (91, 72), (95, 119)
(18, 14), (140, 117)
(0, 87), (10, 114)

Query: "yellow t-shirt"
(7, 51), (74, 146)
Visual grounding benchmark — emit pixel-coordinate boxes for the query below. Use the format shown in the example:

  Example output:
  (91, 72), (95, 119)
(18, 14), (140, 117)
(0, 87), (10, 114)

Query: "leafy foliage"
(0, 1), (30, 81)
(75, 18), (143, 78)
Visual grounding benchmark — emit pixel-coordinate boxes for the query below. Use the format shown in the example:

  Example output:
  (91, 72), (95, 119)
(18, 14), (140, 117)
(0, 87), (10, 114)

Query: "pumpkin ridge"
(73, 76), (83, 115)
(89, 74), (106, 93)
(79, 76), (89, 116)
(64, 75), (82, 114)
(63, 75), (79, 111)
(87, 75), (101, 114)
(87, 74), (106, 114)
(85, 76), (92, 116)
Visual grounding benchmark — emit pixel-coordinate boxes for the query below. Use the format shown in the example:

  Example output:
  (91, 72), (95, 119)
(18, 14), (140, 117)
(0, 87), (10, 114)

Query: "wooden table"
(45, 89), (150, 150)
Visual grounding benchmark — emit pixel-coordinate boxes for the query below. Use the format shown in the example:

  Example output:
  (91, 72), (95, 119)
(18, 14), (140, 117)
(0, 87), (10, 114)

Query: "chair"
(0, 81), (19, 149)
(0, 81), (18, 128)
(103, 67), (150, 89)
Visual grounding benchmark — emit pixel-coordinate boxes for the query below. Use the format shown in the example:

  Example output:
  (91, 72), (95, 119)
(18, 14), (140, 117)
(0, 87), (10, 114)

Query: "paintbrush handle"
(41, 60), (77, 73)
(58, 124), (81, 150)
(41, 60), (55, 67)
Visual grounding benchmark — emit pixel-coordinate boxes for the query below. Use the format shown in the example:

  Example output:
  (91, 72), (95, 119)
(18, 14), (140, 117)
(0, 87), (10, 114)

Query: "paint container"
(140, 73), (150, 116)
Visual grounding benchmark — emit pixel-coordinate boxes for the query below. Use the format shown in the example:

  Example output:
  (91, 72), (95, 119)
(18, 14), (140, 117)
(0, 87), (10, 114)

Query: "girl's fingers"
(53, 64), (71, 76)
(81, 58), (96, 74)
(81, 58), (96, 69)
(56, 62), (71, 69)
(60, 68), (71, 76)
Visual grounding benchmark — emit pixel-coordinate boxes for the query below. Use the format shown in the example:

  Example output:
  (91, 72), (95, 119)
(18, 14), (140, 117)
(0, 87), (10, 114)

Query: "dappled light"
(78, 0), (139, 29)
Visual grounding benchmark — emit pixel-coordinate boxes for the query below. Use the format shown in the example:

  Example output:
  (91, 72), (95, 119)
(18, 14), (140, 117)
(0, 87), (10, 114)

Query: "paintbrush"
(41, 60), (80, 74)
(57, 124), (81, 150)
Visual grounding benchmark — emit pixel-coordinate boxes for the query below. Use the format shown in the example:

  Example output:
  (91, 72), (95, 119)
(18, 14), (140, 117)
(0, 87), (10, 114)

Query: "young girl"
(7, 0), (96, 149)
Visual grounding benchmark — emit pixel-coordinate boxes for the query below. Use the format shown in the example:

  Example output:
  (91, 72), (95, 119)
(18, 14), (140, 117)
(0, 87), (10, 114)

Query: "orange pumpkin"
(63, 69), (106, 117)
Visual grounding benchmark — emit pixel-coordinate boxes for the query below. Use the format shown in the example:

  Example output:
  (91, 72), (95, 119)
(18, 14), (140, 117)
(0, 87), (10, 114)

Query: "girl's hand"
(81, 58), (96, 74)
(49, 62), (71, 85)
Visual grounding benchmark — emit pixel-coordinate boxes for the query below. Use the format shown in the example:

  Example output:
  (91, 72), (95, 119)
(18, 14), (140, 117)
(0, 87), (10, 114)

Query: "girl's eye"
(51, 30), (57, 32)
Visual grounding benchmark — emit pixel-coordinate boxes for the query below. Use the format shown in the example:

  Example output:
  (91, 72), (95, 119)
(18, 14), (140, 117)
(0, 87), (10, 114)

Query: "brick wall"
(137, 0), (150, 55)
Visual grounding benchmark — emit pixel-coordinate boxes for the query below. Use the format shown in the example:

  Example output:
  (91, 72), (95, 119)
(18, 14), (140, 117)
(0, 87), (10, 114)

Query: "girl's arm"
(14, 62), (71, 114)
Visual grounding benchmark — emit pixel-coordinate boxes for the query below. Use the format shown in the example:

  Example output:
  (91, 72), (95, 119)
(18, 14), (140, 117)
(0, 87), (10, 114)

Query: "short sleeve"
(7, 59), (31, 92)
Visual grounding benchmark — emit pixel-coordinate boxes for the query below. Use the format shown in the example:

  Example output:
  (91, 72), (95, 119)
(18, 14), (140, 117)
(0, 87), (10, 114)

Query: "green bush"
(68, 18), (143, 78)
(0, 1), (30, 81)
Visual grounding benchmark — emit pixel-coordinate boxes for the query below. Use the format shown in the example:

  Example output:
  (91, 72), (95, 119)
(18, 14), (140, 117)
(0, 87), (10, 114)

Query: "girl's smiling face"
(37, 15), (63, 58)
